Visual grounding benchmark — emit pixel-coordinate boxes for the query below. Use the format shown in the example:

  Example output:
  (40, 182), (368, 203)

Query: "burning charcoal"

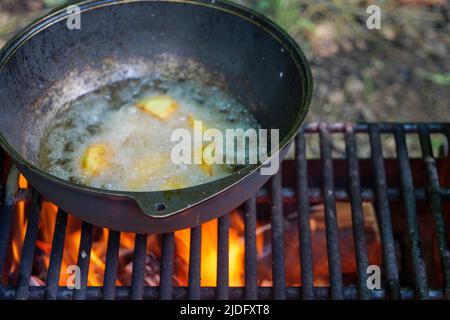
(118, 251), (179, 286)
(34, 247), (50, 282)
(142, 253), (161, 286)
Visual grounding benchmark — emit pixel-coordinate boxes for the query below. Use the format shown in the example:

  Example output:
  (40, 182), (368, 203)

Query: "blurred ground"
(239, 0), (450, 123)
(1, 0), (450, 123)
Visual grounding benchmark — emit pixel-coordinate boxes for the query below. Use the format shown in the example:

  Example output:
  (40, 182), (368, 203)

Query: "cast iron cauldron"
(0, 0), (312, 234)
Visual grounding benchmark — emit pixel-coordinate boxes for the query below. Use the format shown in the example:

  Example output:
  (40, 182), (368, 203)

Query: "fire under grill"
(0, 122), (449, 300)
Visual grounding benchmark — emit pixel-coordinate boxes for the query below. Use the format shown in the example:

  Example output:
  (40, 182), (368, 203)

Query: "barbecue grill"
(0, 122), (449, 300)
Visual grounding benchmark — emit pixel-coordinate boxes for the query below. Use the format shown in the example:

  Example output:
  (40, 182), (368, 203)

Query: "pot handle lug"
(128, 177), (234, 218)
(129, 187), (207, 219)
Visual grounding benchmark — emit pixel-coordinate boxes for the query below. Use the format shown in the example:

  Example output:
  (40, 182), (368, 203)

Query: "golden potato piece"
(136, 95), (178, 119)
(80, 144), (112, 177)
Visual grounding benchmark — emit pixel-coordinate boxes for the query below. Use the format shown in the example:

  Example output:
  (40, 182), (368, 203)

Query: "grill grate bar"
(369, 125), (400, 299)
(271, 171), (286, 299)
(1, 123), (450, 301)
(303, 187), (449, 203)
(0, 286), (446, 300)
(73, 222), (93, 300)
(130, 234), (147, 300)
(303, 122), (448, 134)
(344, 124), (370, 300)
(45, 210), (68, 300)
(159, 233), (175, 300)
(319, 123), (344, 299)
(394, 126), (429, 299)
(0, 166), (19, 285)
(102, 230), (120, 300)
(217, 215), (230, 299)
(188, 226), (201, 300)
(15, 192), (41, 300)
(295, 131), (315, 300)
(418, 125), (450, 298)
(244, 196), (258, 300)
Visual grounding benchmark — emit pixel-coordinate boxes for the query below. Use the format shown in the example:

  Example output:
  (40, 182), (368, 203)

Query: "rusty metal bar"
(45, 210), (68, 300)
(130, 234), (147, 300)
(344, 124), (370, 300)
(302, 187), (446, 203)
(419, 125), (450, 298)
(394, 126), (429, 299)
(295, 131), (315, 299)
(73, 223), (93, 300)
(369, 125), (400, 299)
(319, 123), (344, 299)
(271, 171), (286, 300)
(304, 122), (447, 134)
(160, 233), (175, 300)
(244, 197), (258, 300)
(217, 215), (230, 299)
(1, 286), (447, 300)
(15, 192), (41, 300)
(102, 230), (120, 300)
(188, 226), (201, 300)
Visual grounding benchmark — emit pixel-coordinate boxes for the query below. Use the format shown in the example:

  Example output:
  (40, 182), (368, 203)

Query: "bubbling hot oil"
(38, 78), (260, 191)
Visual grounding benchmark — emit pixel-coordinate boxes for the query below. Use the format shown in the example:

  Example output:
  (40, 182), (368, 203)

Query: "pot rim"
(0, 0), (313, 218)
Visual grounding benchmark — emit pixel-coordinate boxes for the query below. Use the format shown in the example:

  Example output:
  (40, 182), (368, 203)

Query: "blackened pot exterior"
(0, 0), (312, 233)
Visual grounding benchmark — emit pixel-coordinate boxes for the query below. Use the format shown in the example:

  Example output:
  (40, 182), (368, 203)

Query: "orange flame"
(8, 176), (251, 287)
(6, 176), (382, 289)
(174, 211), (246, 287)
(8, 175), (29, 277)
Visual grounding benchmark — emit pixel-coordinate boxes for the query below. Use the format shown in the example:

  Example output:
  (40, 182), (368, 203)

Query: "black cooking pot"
(0, 0), (312, 234)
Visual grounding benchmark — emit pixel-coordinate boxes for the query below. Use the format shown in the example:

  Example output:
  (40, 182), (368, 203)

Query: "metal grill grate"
(0, 123), (449, 300)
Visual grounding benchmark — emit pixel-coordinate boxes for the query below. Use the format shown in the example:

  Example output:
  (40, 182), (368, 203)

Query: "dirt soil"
(306, 28), (450, 123)
(1, 0), (450, 124)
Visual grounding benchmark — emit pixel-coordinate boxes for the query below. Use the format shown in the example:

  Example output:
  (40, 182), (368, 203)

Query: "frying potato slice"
(80, 144), (112, 177)
(136, 95), (178, 119)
